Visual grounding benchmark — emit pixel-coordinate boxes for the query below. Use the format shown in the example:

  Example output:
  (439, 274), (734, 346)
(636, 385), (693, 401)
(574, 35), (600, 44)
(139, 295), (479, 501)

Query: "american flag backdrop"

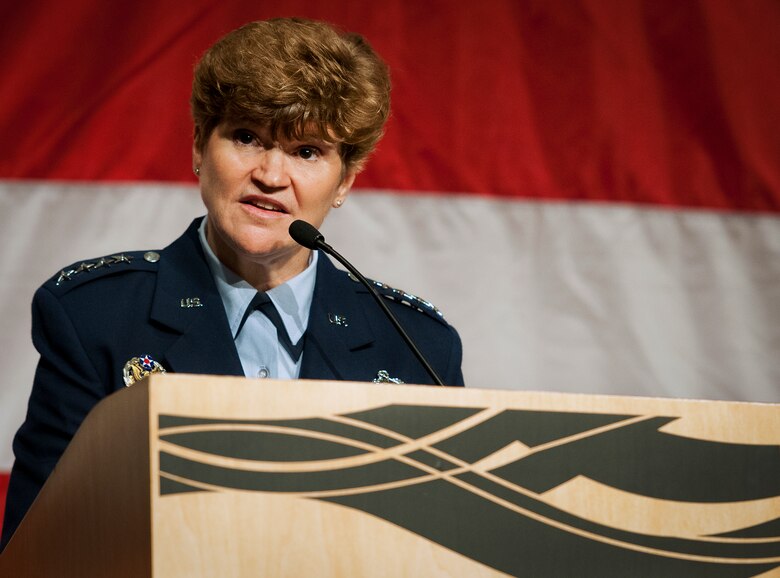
(1, 0), (779, 528)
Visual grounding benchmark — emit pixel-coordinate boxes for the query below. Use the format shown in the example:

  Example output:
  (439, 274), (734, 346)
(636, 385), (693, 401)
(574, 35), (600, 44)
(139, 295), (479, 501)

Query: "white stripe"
(1, 181), (778, 469)
(325, 191), (780, 402)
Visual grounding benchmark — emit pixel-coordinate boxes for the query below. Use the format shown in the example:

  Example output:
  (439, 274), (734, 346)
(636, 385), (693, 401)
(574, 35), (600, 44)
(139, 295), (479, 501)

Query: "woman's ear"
(192, 140), (202, 175)
(333, 170), (357, 207)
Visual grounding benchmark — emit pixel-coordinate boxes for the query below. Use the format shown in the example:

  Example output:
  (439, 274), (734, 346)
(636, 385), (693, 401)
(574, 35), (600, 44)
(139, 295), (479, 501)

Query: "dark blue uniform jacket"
(1, 218), (463, 548)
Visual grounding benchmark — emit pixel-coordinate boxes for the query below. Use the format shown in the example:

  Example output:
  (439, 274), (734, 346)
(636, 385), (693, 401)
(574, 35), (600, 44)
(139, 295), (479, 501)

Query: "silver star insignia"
(56, 269), (76, 285)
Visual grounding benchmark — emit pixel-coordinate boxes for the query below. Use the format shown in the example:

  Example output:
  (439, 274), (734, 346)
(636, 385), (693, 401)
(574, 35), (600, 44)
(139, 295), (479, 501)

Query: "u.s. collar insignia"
(180, 297), (203, 308)
(123, 354), (166, 387)
(328, 313), (348, 326)
(373, 370), (404, 385)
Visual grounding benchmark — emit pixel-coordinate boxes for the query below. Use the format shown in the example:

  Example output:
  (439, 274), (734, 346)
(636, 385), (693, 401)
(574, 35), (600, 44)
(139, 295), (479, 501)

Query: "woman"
(1, 18), (463, 549)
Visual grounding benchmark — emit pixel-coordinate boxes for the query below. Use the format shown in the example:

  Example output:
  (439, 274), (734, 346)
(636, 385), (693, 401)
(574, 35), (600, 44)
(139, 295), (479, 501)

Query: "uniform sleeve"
(444, 324), (465, 387)
(1, 286), (105, 549)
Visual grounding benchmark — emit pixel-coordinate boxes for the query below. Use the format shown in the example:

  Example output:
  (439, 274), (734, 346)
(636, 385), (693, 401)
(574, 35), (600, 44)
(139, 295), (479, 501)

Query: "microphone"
(289, 219), (326, 250)
(289, 219), (446, 386)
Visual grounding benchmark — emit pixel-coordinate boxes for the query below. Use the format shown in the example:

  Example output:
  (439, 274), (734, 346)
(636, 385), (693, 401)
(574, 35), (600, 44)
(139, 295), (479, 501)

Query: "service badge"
(123, 354), (166, 387)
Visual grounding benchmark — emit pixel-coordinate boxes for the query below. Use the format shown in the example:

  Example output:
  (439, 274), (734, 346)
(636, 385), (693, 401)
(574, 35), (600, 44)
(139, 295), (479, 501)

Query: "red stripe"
(0, 1), (778, 212)
(0, 471), (8, 536)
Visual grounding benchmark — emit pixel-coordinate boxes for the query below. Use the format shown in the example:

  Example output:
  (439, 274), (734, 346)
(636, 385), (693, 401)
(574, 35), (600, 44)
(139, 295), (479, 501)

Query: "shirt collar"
(198, 218), (317, 341)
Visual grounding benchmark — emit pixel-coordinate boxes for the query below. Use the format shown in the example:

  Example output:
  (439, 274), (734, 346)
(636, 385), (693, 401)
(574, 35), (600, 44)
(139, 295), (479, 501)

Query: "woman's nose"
(253, 148), (289, 189)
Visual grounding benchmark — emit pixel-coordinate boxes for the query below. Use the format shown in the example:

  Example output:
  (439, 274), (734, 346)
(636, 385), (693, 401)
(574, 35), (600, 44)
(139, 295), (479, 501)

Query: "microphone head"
(289, 220), (325, 249)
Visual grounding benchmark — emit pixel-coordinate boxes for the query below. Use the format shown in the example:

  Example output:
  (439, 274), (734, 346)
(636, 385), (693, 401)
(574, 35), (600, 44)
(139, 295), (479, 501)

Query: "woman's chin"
(240, 238), (303, 263)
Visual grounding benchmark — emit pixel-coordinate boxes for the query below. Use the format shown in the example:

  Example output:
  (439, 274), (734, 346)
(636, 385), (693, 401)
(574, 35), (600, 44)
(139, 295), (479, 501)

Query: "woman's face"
(194, 121), (355, 281)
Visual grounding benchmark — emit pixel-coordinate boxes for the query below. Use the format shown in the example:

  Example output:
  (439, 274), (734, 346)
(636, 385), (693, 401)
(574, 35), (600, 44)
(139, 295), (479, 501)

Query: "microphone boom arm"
(293, 225), (446, 386)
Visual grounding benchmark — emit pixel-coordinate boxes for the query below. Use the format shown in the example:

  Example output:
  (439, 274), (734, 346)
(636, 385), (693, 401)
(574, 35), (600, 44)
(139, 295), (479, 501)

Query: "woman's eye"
(233, 130), (256, 145)
(297, 146), (319, 160)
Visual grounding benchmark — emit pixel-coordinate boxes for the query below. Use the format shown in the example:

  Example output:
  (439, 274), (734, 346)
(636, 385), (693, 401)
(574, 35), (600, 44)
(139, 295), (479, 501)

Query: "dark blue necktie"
(236, 292), (305, 362)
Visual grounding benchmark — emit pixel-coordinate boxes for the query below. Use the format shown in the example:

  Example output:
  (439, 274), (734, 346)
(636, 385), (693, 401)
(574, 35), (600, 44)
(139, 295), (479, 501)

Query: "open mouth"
(242, 198), (288, 214)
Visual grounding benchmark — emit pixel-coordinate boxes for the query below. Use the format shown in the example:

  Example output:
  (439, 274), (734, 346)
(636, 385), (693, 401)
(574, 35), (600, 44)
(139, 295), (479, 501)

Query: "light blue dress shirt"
(198, 219), (317, 379)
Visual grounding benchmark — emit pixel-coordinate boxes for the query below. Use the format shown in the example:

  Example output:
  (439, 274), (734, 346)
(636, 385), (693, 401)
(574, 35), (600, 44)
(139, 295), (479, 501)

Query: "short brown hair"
(191, 18), (391, 171)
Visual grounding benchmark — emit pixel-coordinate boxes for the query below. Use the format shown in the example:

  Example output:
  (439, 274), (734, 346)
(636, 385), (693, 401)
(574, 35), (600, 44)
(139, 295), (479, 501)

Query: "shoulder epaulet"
(346, 272), (447, 323)
(46, 250), (161, 293)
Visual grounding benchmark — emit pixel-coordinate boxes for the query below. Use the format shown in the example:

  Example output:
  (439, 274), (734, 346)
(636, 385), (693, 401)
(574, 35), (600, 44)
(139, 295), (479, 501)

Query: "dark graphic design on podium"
(158, 404), (780, 578)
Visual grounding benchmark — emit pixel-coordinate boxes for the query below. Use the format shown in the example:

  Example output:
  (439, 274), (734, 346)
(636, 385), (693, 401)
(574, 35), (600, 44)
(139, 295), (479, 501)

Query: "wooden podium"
(1, 374), (778, 577)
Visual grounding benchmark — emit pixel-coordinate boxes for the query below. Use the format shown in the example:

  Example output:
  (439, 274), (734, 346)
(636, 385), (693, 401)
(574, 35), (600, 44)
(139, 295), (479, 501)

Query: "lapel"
(300, 253), (375, 380)
(150, 219), (244, 377)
